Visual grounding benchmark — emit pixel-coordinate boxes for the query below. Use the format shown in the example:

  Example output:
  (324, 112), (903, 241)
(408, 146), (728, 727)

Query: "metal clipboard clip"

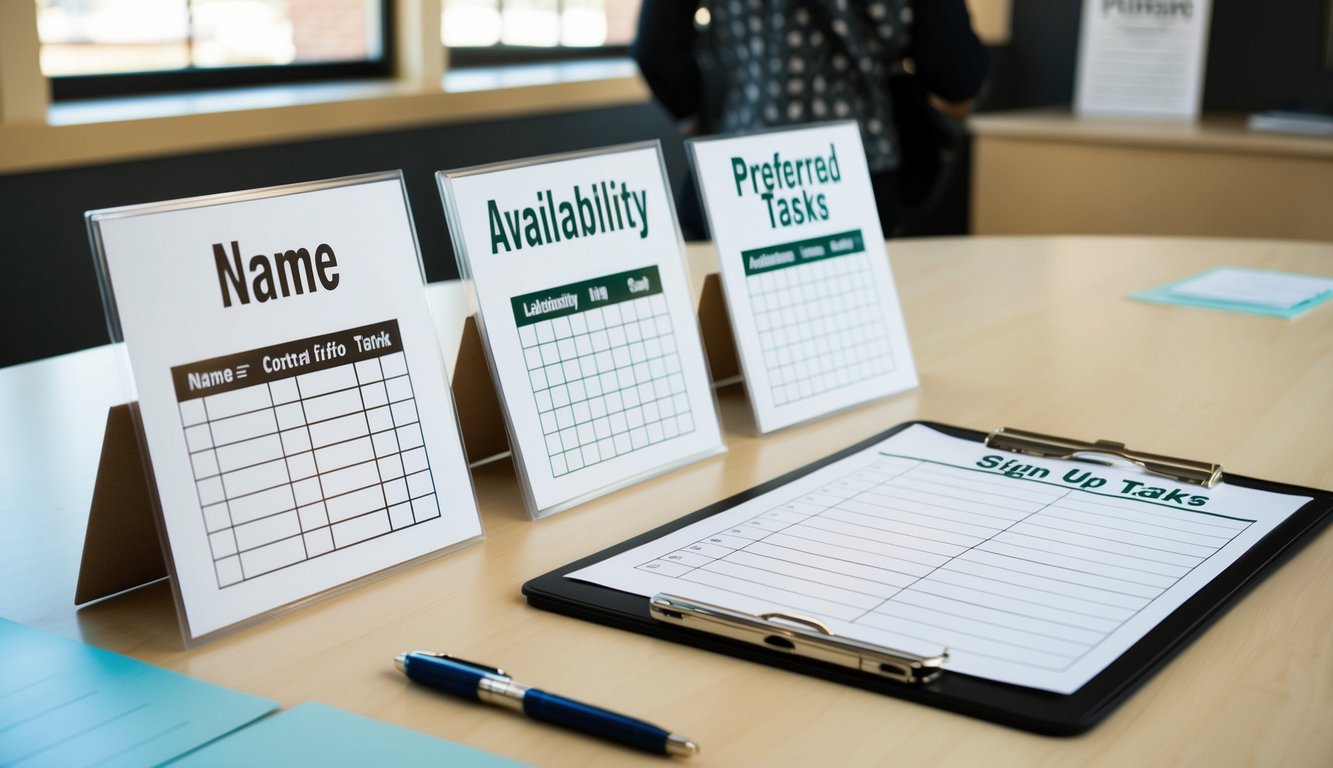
(649, 594), (948, 685)
(985, 427), (1224, 488)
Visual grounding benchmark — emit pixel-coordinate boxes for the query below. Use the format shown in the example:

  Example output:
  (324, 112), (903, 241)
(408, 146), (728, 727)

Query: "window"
(442, 0), (642, 65)
(37, 0), (391, 99)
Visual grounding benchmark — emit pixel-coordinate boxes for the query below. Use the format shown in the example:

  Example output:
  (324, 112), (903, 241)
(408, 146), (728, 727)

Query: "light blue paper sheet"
(169, 701), (528, 767)
(1131, 266), (1333, 318)
(0, 618), (276, 768)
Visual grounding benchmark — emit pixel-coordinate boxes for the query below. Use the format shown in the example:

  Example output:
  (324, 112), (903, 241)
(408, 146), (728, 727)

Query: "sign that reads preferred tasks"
(438, 143), (724, 518)
(688, 122), (918, 433)
(89, 173), (483, 643)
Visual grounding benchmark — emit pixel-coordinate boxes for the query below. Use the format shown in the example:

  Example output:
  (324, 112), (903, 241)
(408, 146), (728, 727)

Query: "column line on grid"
(269, 380), (309, 561)
(384, 354), (438, 525)
(202, 395), (243, 583)
(354, 357), (391, 530)
(294, 373), (334, 555)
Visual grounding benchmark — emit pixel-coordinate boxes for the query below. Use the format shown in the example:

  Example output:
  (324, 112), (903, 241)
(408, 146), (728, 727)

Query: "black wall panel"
(0, 102), (689, 367)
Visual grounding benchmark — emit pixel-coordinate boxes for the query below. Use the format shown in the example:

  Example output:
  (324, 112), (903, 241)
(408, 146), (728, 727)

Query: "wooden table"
(2, 237), (1330, 766)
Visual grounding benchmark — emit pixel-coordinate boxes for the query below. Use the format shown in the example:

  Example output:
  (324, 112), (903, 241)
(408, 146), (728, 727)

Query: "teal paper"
(170, 702), (529, 767)
(0, 618), (276, 768)
(1131, 267), (1333, 318)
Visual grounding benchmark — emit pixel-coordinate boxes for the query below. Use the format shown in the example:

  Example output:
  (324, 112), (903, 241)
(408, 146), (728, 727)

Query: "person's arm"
(910, 0), (989, 114)
(630, 0), (702, 120)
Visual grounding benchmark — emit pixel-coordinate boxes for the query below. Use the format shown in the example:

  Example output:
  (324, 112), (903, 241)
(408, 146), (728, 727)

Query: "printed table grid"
(179, 350), (441, 588)
(636, 457), (1252, 673)
(517, 293), (695, 478)
(748, 251), (894, 406)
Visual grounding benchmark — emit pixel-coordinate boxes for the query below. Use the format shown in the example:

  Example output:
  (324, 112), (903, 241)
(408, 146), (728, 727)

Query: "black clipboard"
(522, 421), (1333, 735)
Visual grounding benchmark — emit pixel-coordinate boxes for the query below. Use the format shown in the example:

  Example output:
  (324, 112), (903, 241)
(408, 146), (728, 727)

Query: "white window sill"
(444, 58), (637, 93)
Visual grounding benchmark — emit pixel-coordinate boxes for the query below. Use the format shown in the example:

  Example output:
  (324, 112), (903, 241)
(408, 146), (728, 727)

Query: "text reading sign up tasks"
(89, 173), (481, 642)
(689, 122), (918, 433)
(439, 144), (724, 518)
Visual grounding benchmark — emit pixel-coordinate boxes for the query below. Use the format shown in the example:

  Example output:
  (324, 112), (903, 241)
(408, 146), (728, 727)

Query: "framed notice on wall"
(87, 172), (483, 644)
(1075, 0), (1213, 119)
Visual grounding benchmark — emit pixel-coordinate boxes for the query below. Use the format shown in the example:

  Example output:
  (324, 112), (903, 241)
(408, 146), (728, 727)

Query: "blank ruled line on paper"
(992, 530), (1194, 578)
(1056, 493), (1250, 530)
(1041, 508), (1237, 551)
(827, 502), (995, 544)
(844, 492), (1024, 529)
(573, 425), (1309, 693)
(1021, 514), (1226, 556)
(1012, 521), (1207, 566)
(922, 568), (1131, 626)
(902, 581), (1117, 636)
(745, 539), (924, 586)
(971, 543), (1174, 591)
(769, 527), (947, 570)
(892, 589), (1104, 647)
(939, 557), (1148, 611)
(875, 481), (1046, 516)
(803, 514), (971, 558)
(994, 537), (1188, 581)
(901, 466), (1059, 505)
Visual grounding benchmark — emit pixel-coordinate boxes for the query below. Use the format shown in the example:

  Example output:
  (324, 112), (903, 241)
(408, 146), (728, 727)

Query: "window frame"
(447, 44), (629, 69)
(46, 0), (395, 101)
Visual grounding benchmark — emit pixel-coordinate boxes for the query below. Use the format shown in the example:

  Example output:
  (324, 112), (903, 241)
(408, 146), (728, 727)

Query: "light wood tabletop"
(2, 236), (1330, 767)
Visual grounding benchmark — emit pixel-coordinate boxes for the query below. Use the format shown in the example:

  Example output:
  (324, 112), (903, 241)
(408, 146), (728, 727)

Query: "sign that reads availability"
(438, 143), (725, 518)
(688, 122), (918, 433)
(87, 173), (483, 643)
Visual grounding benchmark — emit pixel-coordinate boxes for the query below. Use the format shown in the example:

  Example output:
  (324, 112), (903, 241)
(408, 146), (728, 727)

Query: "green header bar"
(511, 264), (663, 326)
(741, 229), (865, 276)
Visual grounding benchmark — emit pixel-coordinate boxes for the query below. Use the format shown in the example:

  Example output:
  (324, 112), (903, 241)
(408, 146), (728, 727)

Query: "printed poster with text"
(439, 144), (725, 518)
(89, 173), (482, 642)
(1075, 0), (1212, 119)
(689, 122), (918, 433)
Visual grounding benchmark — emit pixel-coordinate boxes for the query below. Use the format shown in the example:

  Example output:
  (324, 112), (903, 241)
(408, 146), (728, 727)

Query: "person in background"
(633, 0), (989, 238)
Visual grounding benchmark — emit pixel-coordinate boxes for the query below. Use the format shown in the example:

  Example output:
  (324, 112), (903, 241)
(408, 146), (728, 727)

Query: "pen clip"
(650, 594), (947, 685)
(985, 427), (1223, 487)
(406, 651), (507, 678)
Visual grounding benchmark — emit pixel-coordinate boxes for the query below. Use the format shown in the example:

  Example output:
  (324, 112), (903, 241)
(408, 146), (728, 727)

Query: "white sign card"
(687, 121), (918, 433)
(1075, 0), (1213, 119)
(438, 143), (725, 519)
(88, 173), (483, 643)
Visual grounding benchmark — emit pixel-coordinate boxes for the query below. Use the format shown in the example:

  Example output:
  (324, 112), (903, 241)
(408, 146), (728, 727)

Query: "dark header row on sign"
(170, 319), (402, 401)
(510, 265), (663, 327)
(740, 229), (865, 277)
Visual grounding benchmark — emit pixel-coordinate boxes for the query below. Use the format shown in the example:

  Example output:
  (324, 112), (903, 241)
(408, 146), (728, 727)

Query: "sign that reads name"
(688, 122), (918, 433)
(439, 143), (725, 519)
(212, 240), (341, 307)
(87, 173), (482, 643)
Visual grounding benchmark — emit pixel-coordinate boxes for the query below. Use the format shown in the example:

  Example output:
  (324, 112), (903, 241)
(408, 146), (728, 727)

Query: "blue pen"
(394, 651), (699, 758)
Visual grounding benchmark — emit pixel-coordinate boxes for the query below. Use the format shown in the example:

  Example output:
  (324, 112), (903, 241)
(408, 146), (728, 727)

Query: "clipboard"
(522, 421), (1333, 735)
